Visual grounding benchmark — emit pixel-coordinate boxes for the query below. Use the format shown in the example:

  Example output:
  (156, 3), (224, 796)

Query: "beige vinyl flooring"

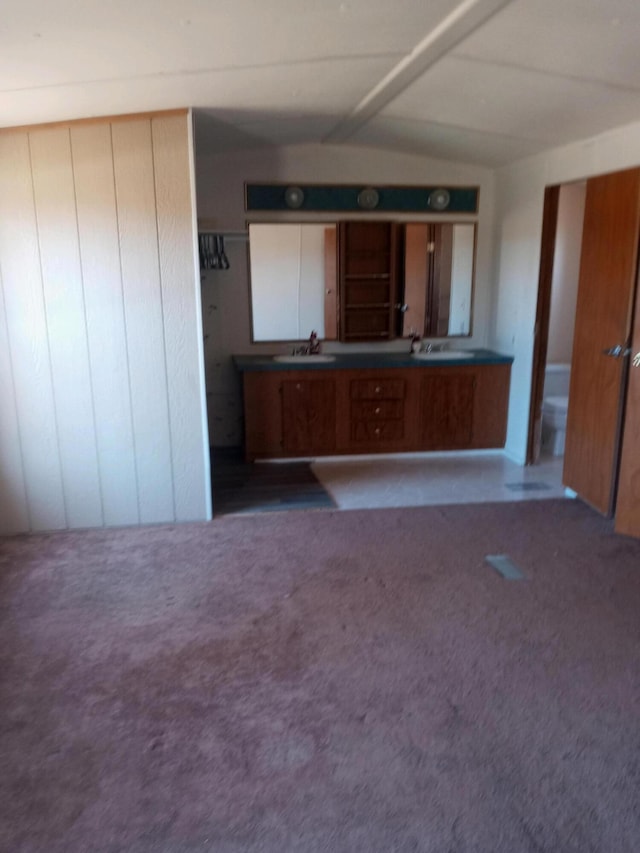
(310, 451), (567, 511)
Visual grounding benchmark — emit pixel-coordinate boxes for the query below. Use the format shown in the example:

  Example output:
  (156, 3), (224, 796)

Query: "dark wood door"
(420, 373), (475, 449)
(615, 287), (640, 537)
(563, 168), (640, 515)
(281, 379), (336, 455)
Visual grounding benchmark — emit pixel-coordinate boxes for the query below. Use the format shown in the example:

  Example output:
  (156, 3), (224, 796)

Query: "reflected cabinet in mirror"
(248, 221), (475, 342)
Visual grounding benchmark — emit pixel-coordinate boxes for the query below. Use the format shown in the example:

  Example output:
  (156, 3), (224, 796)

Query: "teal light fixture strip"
(244, 183), (479, 214)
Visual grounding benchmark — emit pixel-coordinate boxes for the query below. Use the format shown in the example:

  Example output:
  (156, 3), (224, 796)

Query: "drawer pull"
(375, 386), (381, 393)
(375, 427), (380, 435)
(375, 407), (381, 414)
(296, 383), (301, 390)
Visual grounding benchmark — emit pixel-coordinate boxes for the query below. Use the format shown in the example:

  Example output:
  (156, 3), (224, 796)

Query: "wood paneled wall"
(0, 112), (211, 534)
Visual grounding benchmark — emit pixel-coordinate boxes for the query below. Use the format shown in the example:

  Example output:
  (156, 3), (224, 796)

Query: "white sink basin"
(412, 350), (471, 361)
(272, 354), (336, 364)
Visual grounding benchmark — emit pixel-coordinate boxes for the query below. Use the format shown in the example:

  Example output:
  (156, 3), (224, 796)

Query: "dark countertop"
(233, 349), (513, 372)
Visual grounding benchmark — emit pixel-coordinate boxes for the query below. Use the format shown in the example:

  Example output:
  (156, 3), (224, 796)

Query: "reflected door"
(402, 223), (474, 338)
(563, 167), (640, 515)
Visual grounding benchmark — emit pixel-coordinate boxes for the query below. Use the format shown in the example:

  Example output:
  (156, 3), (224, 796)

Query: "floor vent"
(485, 554), (525, 580)
(504, 481), (551, 492)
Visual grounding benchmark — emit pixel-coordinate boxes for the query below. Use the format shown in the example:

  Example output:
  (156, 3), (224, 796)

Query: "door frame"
(526, 185), (560, 464)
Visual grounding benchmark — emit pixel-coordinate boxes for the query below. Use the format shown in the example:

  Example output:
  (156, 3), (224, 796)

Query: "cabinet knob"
(296, 383), (302, 390)
(375, 386), (381, 393)
(375, 427), (380, 435)
(375, 407), (380, 414)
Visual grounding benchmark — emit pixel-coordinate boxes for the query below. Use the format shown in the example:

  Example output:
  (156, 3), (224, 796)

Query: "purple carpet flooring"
(1, 499), (639, 852)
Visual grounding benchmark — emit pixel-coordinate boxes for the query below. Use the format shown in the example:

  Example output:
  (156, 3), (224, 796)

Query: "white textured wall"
(0, 111), (211, 534)
(492, 120), (640, 463)
(196, 142), (495, 445)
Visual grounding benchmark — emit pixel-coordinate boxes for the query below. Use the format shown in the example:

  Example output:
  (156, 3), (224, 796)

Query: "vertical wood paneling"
(111, 119), (175, 524)
(0, 268), (30, 533)
(0, 113), (209, 533)
(29, 127), (104, 529)
(70, 123), (139, 526)
(0, 132), (66, 531)
(151, 114), (209, 521)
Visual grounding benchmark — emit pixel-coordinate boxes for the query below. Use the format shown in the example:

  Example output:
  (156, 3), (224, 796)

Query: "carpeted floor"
(1, 499), (639, 852)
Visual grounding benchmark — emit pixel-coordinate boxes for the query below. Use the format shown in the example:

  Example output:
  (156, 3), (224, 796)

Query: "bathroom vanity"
(234, 351), (512, 460)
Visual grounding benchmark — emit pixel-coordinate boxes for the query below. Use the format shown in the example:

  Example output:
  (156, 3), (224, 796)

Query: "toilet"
(541, 364), (570, 456)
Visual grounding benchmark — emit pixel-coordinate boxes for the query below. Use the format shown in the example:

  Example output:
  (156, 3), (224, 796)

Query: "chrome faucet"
(423, 341), (447, 353)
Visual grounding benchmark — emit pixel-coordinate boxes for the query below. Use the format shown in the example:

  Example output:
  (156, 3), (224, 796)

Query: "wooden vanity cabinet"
(242, 362), (510, 460)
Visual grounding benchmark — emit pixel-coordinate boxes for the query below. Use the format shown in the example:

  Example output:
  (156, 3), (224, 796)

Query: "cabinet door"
(282, 379), (336, 455)
(420, 373), (475, 449)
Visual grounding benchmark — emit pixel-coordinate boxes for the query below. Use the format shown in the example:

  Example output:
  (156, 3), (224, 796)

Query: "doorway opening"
(527, 181), (586, 466)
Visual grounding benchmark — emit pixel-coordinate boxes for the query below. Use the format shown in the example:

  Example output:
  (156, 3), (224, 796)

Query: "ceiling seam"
(323, 0), (515, 144)
(0, 53), (407, 96)
(449, 52), (640, 94)
(367, 113), (549, 145)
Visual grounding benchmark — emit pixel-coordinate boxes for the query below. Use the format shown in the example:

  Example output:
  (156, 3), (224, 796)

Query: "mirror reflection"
(248, 221), (475, 342)
(402, 223), (475, 338)
(249, 223), (337, 342)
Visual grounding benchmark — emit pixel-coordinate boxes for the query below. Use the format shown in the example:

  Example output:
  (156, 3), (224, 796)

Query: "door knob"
(633, 352), (640, 368)
(602, 344), (632, 358)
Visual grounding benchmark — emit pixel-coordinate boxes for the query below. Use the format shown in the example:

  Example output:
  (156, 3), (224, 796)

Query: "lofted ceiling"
(2, 0), (640, 166)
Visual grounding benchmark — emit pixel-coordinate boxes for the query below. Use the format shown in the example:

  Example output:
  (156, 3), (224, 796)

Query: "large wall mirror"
(248, 221), (476, 342)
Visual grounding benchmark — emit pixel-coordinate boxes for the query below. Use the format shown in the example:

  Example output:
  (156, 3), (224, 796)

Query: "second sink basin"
(273, 354), (337, 364)
(412, 350), (471, 361)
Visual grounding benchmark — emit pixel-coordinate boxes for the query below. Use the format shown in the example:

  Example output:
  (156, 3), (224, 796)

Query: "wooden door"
(615, 287), (640, 536)
(281, 379), (336, 455)
(563, 168), (640, 515)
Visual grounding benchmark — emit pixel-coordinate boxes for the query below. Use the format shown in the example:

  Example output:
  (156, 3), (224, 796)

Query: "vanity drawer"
(351, 419), (404, 443)
(350, 378), (405, 400)
(351, 400), (403, 420)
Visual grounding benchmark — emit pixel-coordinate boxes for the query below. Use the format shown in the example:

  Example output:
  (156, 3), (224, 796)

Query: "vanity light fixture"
(245, 183), (478, 213)
(428, 188), (451, 211)
(284, 186), (305, 209)
(357, 186), (380, 210)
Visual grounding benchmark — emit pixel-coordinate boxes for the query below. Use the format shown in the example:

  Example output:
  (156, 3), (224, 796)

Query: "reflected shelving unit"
(338, 221), (399, 341)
